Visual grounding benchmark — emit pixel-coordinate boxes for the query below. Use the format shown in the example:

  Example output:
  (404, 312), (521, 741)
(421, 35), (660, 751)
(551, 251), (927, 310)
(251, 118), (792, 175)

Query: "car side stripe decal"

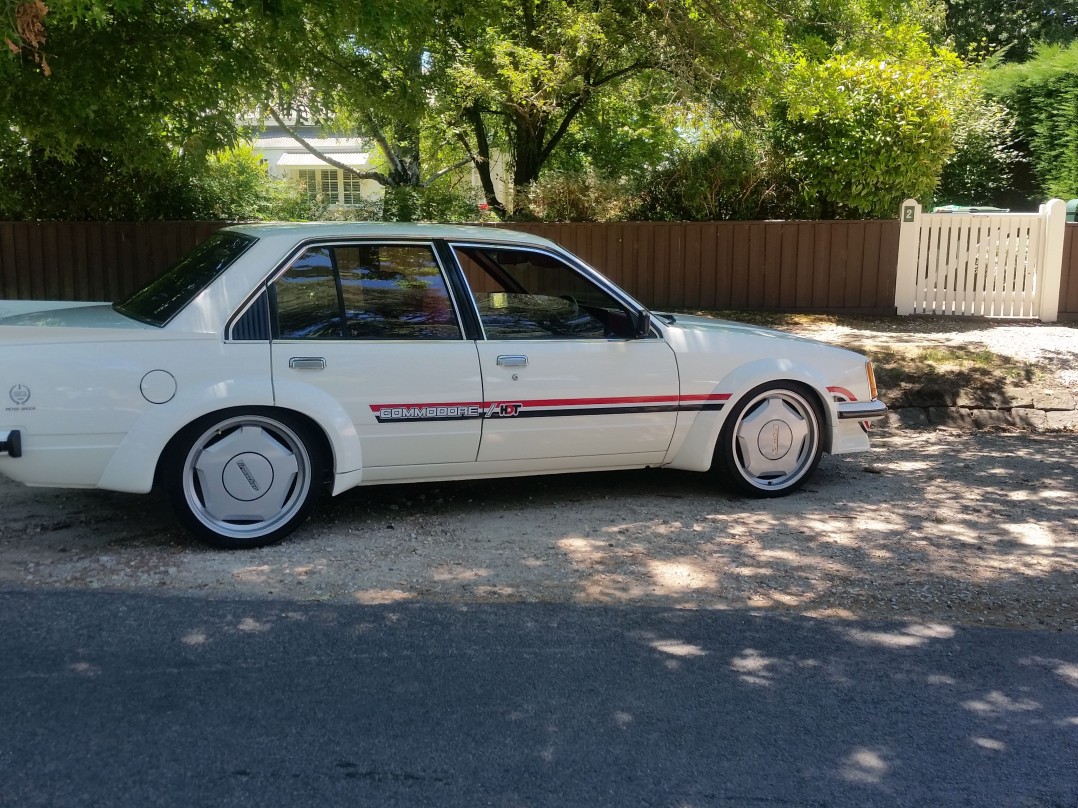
(369, 394), (730, 423)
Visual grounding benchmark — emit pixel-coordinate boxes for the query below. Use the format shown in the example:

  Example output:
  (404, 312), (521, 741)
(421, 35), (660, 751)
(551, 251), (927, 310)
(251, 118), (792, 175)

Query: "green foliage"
(541, 76), (686, 186)
(186, 146), (315, 221)
(0, 143), (315, 221)
(378, 181), (496, 223)
(778, 54), (957, 217)
(632, 131), (800, 221)
(0, 0), (990, 222)
(1, 0), (269, 165)
(943, 0), (1078, 63)
(985, 42), (1078, 199)
(516, 170), (637, 222)
(435, 0), (784, 206)
(785, 0), (947, 60)
(935, 76), (1022, 206)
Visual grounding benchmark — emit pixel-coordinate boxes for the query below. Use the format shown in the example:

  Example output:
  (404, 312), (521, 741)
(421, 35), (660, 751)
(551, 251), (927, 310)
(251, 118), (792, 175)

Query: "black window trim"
(257, 238), (470, 343)
(442, 240), (656, 342)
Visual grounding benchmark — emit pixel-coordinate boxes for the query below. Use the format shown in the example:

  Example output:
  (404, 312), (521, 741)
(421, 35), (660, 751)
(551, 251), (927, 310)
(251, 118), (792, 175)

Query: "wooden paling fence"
(0, 221), (229, 303)
(0, 219), (901, 315)
(2, 218), (1078, 319)
(496, 221), (899, 315)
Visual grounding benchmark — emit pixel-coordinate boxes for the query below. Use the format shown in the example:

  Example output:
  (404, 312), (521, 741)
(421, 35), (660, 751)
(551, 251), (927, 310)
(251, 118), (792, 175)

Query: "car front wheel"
(715, 382), (824, 497)
(164, 410), (326, 549)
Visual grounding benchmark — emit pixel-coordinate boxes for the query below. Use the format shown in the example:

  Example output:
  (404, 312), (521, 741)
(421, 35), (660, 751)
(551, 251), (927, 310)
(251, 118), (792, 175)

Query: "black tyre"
(714, 381), (824, 497)
(163, 410), (327, 549)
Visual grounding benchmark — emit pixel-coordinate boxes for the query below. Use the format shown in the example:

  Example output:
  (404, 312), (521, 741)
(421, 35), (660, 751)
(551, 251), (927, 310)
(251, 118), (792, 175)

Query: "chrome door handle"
(289, 357), (326, 370)
(496, 355), (528, 367)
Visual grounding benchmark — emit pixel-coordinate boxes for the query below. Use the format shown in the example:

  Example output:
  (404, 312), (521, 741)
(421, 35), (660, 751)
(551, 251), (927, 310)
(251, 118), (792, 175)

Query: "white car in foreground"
(0, 223), (885, 548)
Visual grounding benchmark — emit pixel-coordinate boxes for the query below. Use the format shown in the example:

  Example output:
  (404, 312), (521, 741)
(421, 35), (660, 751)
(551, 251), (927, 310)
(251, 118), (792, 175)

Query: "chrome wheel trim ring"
(731, 389), (820, 492)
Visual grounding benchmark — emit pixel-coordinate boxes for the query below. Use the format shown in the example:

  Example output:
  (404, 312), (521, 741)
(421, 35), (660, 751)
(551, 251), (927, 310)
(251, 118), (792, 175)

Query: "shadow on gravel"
(2, 433), (1076, 630)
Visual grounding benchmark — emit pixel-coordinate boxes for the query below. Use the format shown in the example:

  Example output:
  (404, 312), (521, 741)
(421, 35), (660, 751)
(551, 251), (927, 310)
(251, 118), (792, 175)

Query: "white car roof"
(225, 222), (559, 250)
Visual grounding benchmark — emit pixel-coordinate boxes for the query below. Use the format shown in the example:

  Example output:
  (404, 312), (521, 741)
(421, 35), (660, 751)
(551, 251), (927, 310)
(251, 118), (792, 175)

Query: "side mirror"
(631, 308), (652, 338)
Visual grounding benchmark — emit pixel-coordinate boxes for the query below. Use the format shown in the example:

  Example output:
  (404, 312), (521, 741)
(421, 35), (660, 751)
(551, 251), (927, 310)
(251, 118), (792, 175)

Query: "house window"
(296, 168), (366, 206)
(297, 168), (340, 204)
(342, 172), (363, 206)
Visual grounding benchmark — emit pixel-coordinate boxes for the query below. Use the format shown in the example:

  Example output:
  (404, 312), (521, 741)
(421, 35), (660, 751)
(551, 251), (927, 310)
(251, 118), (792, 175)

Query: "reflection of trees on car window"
(276, 244), (460, 340)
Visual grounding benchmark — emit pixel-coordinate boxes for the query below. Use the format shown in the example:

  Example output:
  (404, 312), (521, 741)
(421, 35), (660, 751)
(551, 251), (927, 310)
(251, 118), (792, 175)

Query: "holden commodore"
(0, 223), (885, 548)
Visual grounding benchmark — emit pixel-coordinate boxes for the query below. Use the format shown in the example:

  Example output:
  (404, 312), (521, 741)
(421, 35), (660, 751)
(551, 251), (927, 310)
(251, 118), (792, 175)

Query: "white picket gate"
(895, 199), (1067, 322)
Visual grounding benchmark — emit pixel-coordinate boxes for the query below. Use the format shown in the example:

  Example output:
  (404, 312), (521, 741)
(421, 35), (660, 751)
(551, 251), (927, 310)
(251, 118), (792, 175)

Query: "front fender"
(665, 358), (836, 472)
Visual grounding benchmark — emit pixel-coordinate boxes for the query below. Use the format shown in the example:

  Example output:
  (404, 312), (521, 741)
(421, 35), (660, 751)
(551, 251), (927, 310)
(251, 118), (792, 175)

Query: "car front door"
(268, 240), (482, 473)
(450, 243), (680, 465)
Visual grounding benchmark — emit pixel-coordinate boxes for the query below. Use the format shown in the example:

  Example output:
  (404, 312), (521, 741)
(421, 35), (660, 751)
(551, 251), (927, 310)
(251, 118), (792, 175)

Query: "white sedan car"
(0, 223), (885, 548)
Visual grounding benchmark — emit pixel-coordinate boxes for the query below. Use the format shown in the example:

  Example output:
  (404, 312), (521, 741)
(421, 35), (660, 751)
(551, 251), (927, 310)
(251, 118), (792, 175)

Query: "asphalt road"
(1, 590), (1076, 808)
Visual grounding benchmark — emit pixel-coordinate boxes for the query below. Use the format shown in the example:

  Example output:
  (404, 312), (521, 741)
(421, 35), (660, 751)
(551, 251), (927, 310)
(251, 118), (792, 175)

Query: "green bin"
(931, 204), (1010, 214)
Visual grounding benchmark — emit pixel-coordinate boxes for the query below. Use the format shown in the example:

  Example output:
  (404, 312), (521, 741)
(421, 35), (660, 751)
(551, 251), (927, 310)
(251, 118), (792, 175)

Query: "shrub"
(631, 130), (801, 221)
(515, 170), (636, 222)
(778, 55), (957, 218)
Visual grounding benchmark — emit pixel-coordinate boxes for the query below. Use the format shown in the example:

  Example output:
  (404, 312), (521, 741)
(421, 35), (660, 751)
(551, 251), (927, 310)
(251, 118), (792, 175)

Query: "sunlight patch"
(352, 589), (415, 605)
(431, 565), (491, 583)
(651, 639), (708, 658)
(232, 564), (273, 583)
(730, 648), (777, 685)
(647, 560), (717, 592)
(963, 690), (1041, 715)
(840, 747), (890, 784)
(1003, 522), (1056, 547)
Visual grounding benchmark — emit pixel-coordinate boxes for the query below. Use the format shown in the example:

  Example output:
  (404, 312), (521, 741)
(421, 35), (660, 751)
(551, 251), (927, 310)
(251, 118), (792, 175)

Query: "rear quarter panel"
(0, 330), (273, 490)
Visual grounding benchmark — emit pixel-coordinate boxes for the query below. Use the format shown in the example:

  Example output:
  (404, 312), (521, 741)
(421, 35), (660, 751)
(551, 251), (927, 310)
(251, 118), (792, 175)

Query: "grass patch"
(866, 346), (1037, 406)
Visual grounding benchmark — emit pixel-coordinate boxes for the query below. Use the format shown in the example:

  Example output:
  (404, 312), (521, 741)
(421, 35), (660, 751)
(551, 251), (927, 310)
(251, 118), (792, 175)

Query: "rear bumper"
(0, 429), (21, 458)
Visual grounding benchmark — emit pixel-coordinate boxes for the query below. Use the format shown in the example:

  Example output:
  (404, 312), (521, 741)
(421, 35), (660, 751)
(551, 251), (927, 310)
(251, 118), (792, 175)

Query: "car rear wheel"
(715, 382), (824, 497)
(164, 410), (326, 549)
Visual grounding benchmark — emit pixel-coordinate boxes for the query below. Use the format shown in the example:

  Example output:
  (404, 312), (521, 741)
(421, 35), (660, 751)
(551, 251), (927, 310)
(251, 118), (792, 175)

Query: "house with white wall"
(246, 116), (512, 214)
(249, 120), (386, 208)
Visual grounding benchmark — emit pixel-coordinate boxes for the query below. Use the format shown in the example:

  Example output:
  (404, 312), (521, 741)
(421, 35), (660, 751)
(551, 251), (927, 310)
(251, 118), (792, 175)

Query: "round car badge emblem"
(9, 385), (30, 406)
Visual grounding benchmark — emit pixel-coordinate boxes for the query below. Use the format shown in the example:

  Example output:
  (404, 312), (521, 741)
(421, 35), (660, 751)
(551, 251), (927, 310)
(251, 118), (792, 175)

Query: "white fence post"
(894, 198), (922, 315)
(1037, 198), (1066, 323)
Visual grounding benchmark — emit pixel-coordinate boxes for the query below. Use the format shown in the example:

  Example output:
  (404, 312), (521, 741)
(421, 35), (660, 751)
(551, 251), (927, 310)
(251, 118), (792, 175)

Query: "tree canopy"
(4, 0), (1063, 221)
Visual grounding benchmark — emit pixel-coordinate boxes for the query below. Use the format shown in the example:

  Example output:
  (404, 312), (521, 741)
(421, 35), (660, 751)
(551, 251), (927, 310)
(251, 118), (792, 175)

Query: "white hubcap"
(184, 418), (310, 537)
(733, 391), (818, 489)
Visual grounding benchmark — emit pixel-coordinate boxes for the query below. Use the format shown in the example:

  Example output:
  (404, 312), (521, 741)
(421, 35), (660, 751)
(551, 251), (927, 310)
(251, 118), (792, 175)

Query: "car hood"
(0, 302), (148, 329)
(656, 313), (825, 347)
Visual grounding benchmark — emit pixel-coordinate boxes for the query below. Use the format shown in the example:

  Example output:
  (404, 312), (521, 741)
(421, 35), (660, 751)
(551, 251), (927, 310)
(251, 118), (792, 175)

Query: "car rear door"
(267, 240), (483, 471)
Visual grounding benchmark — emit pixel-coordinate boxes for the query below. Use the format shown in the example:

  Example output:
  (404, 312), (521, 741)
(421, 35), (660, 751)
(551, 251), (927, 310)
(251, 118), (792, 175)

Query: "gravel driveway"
(2, 318), (1076, 631)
